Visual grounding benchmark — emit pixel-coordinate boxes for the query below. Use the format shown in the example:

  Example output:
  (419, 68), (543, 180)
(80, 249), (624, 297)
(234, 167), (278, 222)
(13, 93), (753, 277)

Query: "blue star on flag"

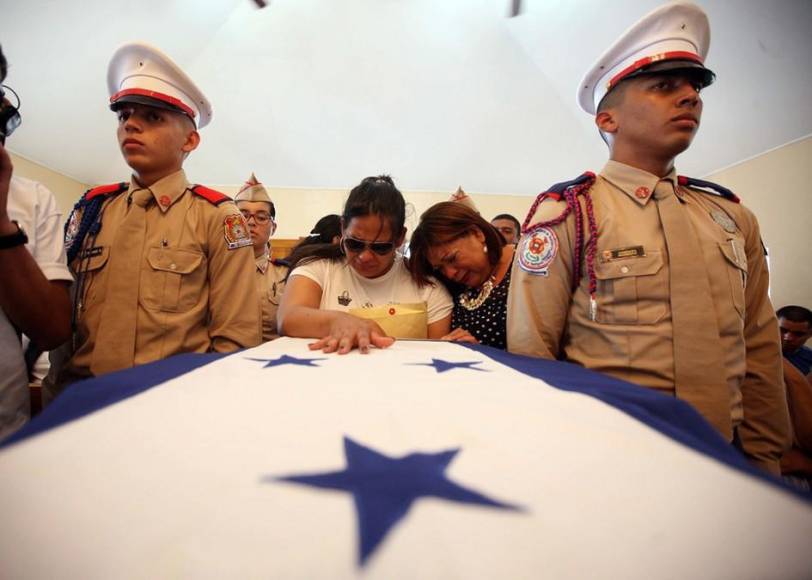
(245, 355), (326, 368)
(266, 436), (522, 565)
(409, 358), (488, 373)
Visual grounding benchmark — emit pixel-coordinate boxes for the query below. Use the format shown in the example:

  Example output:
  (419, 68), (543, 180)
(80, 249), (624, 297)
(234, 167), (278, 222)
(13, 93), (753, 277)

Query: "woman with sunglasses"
(278, 175), (452, 354)
(408, 201), (515, 350)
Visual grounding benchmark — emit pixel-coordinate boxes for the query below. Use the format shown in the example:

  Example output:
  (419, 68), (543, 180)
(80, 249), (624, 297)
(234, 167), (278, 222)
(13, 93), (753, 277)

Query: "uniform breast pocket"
(594, 251), (667, 325)
(142, 248), (205, 313)
(718, 240), (747, 318)
(74, 247), (110, 307)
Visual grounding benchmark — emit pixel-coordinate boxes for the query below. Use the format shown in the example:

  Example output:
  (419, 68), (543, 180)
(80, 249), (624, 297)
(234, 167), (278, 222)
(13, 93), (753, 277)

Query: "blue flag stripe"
(2, 352), (230, 448)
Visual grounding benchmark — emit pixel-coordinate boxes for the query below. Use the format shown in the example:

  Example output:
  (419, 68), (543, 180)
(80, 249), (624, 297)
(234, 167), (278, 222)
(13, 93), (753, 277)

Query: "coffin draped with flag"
(1, 338), (811, 578)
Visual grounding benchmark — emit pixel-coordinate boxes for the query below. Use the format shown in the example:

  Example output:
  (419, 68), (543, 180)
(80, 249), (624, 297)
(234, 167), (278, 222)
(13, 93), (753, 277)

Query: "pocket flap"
(147, 248), (203, 274)
(595, 251), (664, 280)
(718, 240), (748, 273)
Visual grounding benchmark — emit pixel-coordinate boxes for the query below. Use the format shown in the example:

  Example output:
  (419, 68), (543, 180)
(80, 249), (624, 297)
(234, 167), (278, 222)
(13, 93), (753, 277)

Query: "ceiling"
(2, 0), (811, 195)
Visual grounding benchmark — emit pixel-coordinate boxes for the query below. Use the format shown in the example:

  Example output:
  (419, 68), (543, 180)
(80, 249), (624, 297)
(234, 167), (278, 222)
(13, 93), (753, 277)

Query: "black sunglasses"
(342, 236), (396, 256)
(0, 85), (22, 145)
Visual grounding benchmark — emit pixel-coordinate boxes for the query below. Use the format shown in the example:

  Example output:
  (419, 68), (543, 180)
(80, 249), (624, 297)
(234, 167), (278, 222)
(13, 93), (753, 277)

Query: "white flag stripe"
(1, 338), (810, 579)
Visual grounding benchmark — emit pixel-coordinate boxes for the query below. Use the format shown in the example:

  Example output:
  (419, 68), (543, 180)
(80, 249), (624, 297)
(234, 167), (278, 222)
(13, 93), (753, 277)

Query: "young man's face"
(116, 103), (198, 179)
(491, 218), (519, 244)
(237, 200), (275, 255)
(778, 317), (812, 355)
(602, 73), (704, 159)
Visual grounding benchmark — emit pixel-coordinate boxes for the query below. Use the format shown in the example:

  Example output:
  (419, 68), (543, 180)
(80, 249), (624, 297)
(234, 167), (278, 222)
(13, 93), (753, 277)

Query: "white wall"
(706, 135), (812, 311)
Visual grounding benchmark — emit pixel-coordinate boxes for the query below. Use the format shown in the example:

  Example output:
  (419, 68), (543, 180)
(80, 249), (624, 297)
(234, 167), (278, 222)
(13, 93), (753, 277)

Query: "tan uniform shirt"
(61, 170), (261, 385)
(507, 160), (789, 471)
(256, 250), (288, 342)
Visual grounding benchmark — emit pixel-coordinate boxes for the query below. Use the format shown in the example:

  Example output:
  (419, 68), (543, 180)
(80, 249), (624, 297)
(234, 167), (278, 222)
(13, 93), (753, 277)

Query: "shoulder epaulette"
(272, 258), (290, 268)
(522, 170), (596, 235)
(191, 184), (231, 206)
(678, 176), (740, 204)
(84, 182), (128, 201)
(541, 171), (596, 202)
(66, 182), (128, 263)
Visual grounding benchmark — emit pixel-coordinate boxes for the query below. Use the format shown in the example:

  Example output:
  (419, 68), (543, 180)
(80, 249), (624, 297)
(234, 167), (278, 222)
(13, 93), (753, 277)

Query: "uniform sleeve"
(206, 202), (261, 352)
(32, 182), (73, 282)
(735, 207), (790, 474)
(506, 201), (576, 359)
(423, 276), (453, 324)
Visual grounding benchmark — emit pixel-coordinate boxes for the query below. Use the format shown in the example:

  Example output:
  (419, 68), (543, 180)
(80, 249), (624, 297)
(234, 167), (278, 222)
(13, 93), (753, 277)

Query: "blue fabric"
(270, 436), (521, 565)
(787, 346), (812, 376)
(2, 351), (229, 448)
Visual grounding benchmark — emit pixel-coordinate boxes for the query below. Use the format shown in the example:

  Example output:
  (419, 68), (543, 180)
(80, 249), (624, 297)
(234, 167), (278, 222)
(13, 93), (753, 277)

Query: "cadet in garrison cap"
(48, 42), (260, 395)
(507, 2), (789, 473)
(235, 173), (289, 341)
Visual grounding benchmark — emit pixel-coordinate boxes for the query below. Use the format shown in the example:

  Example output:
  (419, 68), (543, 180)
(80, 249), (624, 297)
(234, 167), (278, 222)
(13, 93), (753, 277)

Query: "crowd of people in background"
(1, 1), (810, 490)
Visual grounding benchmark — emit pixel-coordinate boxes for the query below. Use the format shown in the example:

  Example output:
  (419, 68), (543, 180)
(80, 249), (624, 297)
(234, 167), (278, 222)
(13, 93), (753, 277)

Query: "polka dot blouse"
(451, 262), (512, 350)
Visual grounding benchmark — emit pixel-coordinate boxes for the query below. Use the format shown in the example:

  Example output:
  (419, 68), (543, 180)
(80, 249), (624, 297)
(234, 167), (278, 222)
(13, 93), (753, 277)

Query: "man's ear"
(595, 110), (618, 135)
(182, 129), (200, 154)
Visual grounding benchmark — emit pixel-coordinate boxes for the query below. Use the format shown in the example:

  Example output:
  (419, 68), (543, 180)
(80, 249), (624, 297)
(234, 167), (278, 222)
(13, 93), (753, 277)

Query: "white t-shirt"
(0, 176), (73, 440)
(291, 255), (452, 324)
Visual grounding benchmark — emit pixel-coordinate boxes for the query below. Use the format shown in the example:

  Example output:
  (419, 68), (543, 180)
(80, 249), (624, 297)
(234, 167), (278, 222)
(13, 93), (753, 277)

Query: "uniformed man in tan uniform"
(235, 174), (288, 341)
(507, 3), (789, 473)
(50, 42), (260, 393)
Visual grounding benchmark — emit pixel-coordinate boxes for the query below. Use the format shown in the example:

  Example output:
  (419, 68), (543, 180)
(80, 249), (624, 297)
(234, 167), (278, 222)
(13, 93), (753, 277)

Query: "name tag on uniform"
(77, 246), (104, 260)
(601, 245), (645, 262)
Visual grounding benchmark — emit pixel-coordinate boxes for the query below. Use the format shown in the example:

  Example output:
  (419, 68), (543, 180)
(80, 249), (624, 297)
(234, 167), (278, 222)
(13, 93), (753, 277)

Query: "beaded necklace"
(457, 275), (497, 311)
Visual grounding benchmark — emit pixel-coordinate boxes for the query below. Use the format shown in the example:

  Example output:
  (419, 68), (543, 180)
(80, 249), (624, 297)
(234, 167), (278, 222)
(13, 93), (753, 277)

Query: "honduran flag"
(1, 338), (810, 578)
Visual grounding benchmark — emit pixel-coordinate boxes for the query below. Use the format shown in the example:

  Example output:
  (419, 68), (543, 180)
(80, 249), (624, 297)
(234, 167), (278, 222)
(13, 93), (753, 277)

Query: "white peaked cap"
(577, 2), (713, 115)
(108, 41), (213, 128)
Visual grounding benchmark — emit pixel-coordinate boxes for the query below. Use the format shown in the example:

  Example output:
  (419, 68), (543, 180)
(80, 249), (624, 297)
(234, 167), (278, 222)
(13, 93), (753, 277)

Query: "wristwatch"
(0, 220), (28, 249)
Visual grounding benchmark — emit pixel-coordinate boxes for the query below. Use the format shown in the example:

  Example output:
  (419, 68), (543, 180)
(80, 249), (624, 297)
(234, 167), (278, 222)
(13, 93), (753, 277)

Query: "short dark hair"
(777, 305), (812, 326)
(409, 201), (505, 288)
(595, 81), (630, 146)
(492, 213), (521, 233)
(0, 45), (7, 83)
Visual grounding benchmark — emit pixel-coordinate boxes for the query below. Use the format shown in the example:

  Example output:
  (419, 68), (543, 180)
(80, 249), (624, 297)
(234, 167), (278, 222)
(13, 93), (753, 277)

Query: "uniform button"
(170, 263), (177, 270)
(635, 186), (650, 199)
(620, 265), (630, 274)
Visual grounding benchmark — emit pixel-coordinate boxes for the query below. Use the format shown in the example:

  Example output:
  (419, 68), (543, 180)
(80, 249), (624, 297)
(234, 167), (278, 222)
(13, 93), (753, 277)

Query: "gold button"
(170, 263), (177, 270)
(620, 265), (630, 274)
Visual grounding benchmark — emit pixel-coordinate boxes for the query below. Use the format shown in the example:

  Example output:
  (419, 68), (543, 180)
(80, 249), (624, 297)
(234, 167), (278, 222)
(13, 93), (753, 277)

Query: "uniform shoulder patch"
(191, 184), (231, 206)
(84, 182), (128, 201)
(517, 227), (558, 275)
(678, 176), (740, 203)
(223, 213), (252, 250)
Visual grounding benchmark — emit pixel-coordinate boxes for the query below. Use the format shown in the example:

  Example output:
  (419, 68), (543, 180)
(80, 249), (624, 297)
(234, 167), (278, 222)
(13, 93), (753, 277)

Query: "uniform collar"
(600, 160), (678, 206)
(256, 249), (270, 274)
(128, 169), (189, 213)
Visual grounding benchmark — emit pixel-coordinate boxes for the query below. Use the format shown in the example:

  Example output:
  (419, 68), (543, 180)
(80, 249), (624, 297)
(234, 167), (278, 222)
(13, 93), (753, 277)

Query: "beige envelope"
(348, 302), (428, 339)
